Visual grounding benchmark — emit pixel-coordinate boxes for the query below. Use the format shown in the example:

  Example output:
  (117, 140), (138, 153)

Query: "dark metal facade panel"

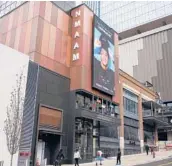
(18, 61), (39, 165)
(32, 67), (73, 164)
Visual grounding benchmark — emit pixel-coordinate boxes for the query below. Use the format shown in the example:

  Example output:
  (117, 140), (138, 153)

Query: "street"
(135, 157), (172, 166)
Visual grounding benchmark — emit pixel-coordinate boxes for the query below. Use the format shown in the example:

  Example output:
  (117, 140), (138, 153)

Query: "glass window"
(123, 89), (138, 115)
(76, 94), (84, 108)
(123, 89), (138, 102)
(156, 7), (165, 18)
(124, 126), (139, 141)
(165, 1), (172, 5)
(164, 5), (172, 15)
(149, 11), (157, 20)
(155, 1), (165, 9)
(136, 17), (140, 25)
(135, 8), (139, 17)
(144, 5), (149, 13)
(148, 2), (154, 11)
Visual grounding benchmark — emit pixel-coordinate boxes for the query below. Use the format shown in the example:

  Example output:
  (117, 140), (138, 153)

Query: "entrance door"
(75, 118), (93, 161)
(38, 132), (61, 165)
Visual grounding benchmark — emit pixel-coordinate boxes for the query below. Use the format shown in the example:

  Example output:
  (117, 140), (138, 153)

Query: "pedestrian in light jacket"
(74, 149), (81, 166)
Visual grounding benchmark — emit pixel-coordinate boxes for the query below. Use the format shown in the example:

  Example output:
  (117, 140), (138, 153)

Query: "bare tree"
(4, 70), (25, 166)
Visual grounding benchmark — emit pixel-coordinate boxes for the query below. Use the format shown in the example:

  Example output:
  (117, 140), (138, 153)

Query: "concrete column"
(119, 83), (124, 155)
(138, 95), (144, 153)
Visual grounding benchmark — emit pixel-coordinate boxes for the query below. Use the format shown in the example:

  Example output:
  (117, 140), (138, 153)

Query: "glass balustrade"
(75, 91), (119, 118)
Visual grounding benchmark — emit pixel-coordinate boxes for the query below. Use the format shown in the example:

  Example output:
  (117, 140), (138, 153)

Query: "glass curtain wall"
(75, 91), (119, 159)
(123, 89), (140, 154)
(75, 118), (93, 160)
(123, 88), (138, 118)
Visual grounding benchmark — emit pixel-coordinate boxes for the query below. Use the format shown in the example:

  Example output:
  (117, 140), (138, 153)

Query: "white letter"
(74, 31), (80, 38)
(73, 42), (79, 50)
(74, 20), (81, 28)
(75, 10), (81, 17)
(73, 53), (79, 61)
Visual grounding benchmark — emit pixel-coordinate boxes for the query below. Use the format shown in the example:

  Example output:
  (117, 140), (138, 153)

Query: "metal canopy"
(143, 116), (169, 127)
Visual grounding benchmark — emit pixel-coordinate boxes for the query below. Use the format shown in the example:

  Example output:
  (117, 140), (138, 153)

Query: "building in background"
(118, 14), (172, 143)
(83, 1), (100, 16)
(0, 1), (76, 18)
(84, 1), (172, 32)
(52, 1), (76, 11)
(0, 1), (25, 17)
(118, 14), (172, 101)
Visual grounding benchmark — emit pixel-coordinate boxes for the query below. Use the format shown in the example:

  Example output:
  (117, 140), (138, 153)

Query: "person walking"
(74, 149), (81, 166)
(116, 148), (121, 165)
(96, 149), (103, 166)
(150, 147), (153, 155)
(145, 144), (149, 155)
(55, 149), (65, 166)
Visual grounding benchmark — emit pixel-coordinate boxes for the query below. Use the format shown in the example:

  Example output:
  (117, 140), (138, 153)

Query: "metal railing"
(143, 109), (169, 123)
(76, 103), (119, 119)
(143, 109), (154, 117)
(162, 106), (172, 113)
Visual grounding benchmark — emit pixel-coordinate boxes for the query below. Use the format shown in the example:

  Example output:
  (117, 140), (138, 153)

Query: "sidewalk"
(63, 150), (172, 166)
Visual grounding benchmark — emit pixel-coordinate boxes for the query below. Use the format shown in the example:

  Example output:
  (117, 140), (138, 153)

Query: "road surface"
(135, 157), (172, 166)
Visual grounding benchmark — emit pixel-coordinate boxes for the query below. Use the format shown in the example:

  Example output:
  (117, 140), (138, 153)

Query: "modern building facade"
(0, 2), (120, 165)
(119, 14), (172, 102)
(118, 14), (172, 145)
(84, 0), (172, 149)
(118, 69), (159, 155)
(0, 2), (169, 166)
(84, 1), (172, 32)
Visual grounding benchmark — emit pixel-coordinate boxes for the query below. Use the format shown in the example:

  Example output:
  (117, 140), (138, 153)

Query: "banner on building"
(92, 15), (115, 95)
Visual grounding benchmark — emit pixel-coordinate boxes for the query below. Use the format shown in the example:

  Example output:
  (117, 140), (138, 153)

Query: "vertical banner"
(92, 15), (115, 95)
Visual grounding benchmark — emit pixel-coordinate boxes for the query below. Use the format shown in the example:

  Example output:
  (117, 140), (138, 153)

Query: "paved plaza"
(62, 150), (172, 166)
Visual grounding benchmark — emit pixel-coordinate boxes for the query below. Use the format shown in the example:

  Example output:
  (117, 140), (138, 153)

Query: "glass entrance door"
(75, 118), (93, 160)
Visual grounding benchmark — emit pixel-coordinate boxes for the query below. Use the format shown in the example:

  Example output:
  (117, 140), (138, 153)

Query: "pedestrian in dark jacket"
(116, 148), (121, 165)
(55, 149), (65, 166)
(145, 145), (149, 155)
